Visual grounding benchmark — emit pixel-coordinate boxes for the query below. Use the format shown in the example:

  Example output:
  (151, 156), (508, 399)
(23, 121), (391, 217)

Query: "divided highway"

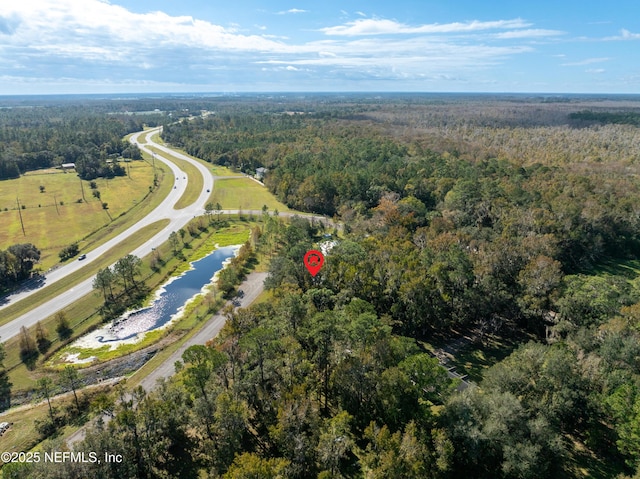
(0, 127), (336, 446)
(0, 127), (333, 344)
(0, 128), (212, 342)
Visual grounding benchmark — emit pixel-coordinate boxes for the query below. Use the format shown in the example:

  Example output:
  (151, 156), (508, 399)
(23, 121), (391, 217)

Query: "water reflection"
(75, 245), (238, 349)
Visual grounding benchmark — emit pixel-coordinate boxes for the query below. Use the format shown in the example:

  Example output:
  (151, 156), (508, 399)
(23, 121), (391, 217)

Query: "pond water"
(72, 245), (238, 351)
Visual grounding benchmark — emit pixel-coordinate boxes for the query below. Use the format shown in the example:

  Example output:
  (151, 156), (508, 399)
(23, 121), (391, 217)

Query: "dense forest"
(5, 95), (640, 478)
(569, 110), (640, 127)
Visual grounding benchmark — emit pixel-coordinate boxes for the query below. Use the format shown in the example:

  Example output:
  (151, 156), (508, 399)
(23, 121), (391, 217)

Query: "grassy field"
(442, 334), (523, 384)
(0, 219), (170, 328)
(211, 165), (241, 177)
(209, 177), (290, 212)
(150, 133), (239, 177)
(150, 136), (295, 212)
(0, 399), (51, 455)
(148, 134), (287, 211)
(0, 161), (163, 269)
(587, 258), (640, 279)
(146, 145), (203, 209)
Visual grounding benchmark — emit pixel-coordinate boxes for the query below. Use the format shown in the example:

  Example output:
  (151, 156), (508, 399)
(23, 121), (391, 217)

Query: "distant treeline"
(163, 109), (640, 272)
(0, 105), (157, 180)
(569, 109), (640, 126)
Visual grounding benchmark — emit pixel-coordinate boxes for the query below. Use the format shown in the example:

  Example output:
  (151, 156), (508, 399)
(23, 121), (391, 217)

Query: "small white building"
(256, 167), (268, 180)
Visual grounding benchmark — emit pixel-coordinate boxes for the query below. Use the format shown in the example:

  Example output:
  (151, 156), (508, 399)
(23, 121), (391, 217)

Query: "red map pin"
(304, 250), (324, 277)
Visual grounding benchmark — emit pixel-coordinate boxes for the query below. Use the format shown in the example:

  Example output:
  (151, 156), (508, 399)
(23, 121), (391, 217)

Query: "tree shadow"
(0, 274), (46, 305)
(20, 349), (39, 370)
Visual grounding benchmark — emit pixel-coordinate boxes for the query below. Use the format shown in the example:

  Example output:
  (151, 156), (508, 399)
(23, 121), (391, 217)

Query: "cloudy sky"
(0, 0), (639, 94)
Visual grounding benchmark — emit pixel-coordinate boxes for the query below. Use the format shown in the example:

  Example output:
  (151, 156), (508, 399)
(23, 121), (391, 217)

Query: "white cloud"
(562, 57), (610, 66)
(277, 8), (307, 15)
(263, 34), (290, 40)
(259, 41), (532, 77)
(0, 0), (289, 60)
(604, 28), (640, 40)
(0, 1), (552, 92)
(586, 68), (606, 74)
(493, 29), (564, 39)
(320, 18), (531, 36)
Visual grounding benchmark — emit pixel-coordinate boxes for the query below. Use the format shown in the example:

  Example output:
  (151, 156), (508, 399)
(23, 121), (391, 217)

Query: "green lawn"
(0, 385), (112, 457)
(420, 331), (528, 385)
(444, 334), (522, 384)
(146, 145), (204, 209)
(211, 165), (241, 177)
(567, 434), (628, 479)
(209, 177), (290, 212)
(587, 258), (640, 278)
(0, 161), (163, 269)
(150, 133), (239, 177)
(0, 218), (170, 327)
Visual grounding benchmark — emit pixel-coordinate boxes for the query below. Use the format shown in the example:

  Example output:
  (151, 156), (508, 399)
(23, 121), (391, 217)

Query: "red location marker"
(304, 250), (324, 277)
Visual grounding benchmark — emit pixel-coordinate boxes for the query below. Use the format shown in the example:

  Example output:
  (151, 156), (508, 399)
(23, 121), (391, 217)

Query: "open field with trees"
(0, 100), (174, 278)
(0, 162), (157, 268)
(4, 94), (640, 478)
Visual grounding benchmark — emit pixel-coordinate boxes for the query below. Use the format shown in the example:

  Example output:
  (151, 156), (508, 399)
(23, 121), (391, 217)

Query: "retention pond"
(71, 245), (238, 353)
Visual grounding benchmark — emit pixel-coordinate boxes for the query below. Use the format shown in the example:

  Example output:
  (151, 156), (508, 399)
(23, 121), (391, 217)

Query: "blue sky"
(0, 0), (639, 94)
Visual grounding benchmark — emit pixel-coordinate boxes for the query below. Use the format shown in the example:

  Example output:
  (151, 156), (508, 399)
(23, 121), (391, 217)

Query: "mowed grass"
(211, 165), (241, 177)
(587, 258), (640, 279)
(209, 177), (290, 212)
(0, 162), (158, 269)
(146, 145), (203, 209)
(420, 331), (529, 385)
(443, 334), (522, 384)
(0, 220), (169, 330)
(150, 133), (239, 177)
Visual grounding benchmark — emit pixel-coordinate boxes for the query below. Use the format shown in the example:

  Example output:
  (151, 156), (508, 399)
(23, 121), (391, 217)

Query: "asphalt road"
(0, 124), (333, 343)
(0, 128), (213, 342)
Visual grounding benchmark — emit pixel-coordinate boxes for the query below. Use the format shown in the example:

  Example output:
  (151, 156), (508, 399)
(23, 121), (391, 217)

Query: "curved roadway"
(0, 128), (334, 344)
(0, 128), (212, 342)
